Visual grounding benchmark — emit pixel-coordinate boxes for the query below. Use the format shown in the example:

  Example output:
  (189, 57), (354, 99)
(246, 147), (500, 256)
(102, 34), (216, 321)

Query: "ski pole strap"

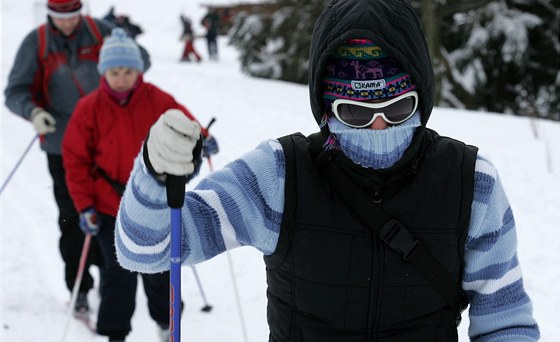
(319, 153), (465, 315)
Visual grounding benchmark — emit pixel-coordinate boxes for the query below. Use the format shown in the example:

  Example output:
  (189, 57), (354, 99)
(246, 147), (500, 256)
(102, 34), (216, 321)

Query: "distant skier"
(201, 8), (220, 60)
(180, 14), (202, 62)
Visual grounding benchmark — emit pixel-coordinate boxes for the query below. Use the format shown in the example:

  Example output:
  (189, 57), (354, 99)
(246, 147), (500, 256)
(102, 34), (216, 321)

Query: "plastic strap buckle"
(379, 219), (421, 261)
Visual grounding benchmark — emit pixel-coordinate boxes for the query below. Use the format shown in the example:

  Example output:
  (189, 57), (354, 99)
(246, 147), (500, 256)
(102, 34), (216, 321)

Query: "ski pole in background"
(179, 117), (218, 314)
(61, 234), (92, 341)
(225, 251), (249, 342)
(190, 266), (213, 312)
(204, 117), (249, 342)
(166, 175), (186, 342)
(0, 134), (38, 196)
(206, 117), (217, 131)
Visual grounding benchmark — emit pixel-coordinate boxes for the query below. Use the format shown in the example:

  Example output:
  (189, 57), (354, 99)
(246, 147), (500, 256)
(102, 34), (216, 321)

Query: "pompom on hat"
(322, 39), (416, 113)
(47, 0), (82, 19)
(98, 28), (144, 75)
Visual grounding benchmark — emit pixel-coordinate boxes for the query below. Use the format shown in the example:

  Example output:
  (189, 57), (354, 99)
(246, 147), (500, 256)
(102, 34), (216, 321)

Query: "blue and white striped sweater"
(463, 156), (539, 341)
(115, 139), (539, 341)
(116, 140), (285, 271)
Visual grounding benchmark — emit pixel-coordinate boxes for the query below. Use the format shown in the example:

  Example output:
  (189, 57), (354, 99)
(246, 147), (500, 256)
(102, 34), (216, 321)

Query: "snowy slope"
(2, 1), (560, 341)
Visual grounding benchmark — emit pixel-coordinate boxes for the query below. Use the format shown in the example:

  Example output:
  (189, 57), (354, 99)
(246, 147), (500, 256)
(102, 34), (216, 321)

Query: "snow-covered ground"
(1, 1), (559, 341)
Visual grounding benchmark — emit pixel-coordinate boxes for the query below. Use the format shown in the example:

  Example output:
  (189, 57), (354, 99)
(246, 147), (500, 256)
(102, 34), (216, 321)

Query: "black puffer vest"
(264, 129), (477, 342)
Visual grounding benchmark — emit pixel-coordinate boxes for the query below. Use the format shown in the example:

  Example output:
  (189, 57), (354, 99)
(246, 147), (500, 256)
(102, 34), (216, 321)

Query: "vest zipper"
(367, 191), (383, 340)
(367, 222), (385, 340)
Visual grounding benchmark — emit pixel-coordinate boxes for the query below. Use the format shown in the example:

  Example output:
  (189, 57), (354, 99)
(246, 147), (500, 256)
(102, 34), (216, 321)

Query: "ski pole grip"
(166, 175), (186, 209)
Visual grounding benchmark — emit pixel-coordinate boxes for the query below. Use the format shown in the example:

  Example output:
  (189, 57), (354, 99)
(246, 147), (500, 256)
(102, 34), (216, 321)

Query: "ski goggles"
(331, 91), (419, 128)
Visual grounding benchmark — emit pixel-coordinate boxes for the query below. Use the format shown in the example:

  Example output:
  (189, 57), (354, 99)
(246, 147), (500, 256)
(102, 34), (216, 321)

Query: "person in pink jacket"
(62, 28), (215, 342)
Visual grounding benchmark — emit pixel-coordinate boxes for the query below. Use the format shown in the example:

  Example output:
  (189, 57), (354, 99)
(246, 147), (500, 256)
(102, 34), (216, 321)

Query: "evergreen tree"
(229, 0), (559, 120)
(435, 0), (559, 120)
(229, 0), (327, 84)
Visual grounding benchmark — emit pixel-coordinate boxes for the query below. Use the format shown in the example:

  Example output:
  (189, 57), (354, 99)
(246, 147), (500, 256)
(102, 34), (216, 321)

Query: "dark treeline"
(228, 0), (559, 120)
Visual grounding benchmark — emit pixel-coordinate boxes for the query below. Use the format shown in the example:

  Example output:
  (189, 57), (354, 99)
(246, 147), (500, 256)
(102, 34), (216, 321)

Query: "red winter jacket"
(63, 76), (202, 216)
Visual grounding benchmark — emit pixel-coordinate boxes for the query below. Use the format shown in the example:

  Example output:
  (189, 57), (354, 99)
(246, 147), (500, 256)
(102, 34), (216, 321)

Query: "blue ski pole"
(0, 134), (38, 196)
(166, 175), (186, 342)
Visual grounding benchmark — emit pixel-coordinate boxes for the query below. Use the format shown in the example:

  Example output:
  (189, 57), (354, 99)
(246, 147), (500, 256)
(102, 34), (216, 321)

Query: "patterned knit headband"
(322, 39), (416, 111)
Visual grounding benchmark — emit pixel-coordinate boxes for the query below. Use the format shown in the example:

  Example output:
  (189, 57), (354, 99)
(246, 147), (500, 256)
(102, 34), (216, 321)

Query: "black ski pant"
(47, 154), (99, 294)
(206, 34), (218, 59)
(95, 214), (169, 339)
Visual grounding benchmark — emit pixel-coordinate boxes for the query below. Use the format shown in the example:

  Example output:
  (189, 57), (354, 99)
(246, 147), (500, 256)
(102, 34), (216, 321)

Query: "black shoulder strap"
(318, 150), (465, 316)
(94, 166), (125, 197)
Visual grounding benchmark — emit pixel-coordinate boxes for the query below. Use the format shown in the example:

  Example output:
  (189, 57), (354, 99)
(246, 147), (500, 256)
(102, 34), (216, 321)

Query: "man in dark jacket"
(114, 0), (539, 340)
(3, 0), (150, 317)
(201, 8), (220, 60)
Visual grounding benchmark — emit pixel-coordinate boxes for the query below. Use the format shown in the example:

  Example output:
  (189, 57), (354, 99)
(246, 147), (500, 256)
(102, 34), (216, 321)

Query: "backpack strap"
(37, 24), (48, 60)
(37, 16), (102, 61)
(34, 24), (50, 107)
(314, 143), (467, 316)
(83, 16), (103, 42)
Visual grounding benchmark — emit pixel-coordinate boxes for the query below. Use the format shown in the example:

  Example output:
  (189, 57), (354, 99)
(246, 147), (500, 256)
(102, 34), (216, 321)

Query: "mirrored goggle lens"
(336, 95), (416, 126)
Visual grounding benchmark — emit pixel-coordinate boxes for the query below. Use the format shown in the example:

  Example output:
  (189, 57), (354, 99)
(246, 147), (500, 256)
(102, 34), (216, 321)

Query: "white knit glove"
(30, 107), (56, 134)
(145, 109), (202, 177)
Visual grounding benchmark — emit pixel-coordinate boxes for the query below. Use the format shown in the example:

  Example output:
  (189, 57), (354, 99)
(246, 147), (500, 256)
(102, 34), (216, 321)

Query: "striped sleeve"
(463, 154), (540, 341)
(115, 139), (285, 273)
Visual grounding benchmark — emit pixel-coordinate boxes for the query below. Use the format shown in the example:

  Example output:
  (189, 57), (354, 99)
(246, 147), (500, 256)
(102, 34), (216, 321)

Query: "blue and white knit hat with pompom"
(98, 28), (144, 74)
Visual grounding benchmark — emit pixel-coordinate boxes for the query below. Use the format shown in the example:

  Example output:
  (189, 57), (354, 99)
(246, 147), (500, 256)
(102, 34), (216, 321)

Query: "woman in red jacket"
(62, 27), (213, 342)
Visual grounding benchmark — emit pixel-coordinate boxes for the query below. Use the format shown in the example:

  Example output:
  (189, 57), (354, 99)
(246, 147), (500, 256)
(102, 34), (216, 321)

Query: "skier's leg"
(141, 271), (170, 326)
(190, 41), (202, 62)
(206, 36), (213, 58)
(47, 154), (95, 294)
(212, 39), (218, 59)
(186, 41), (201, 62)
(95, 214), (137, 340)
(181, 41), (190, 61)
(208, 38), (218, 60)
